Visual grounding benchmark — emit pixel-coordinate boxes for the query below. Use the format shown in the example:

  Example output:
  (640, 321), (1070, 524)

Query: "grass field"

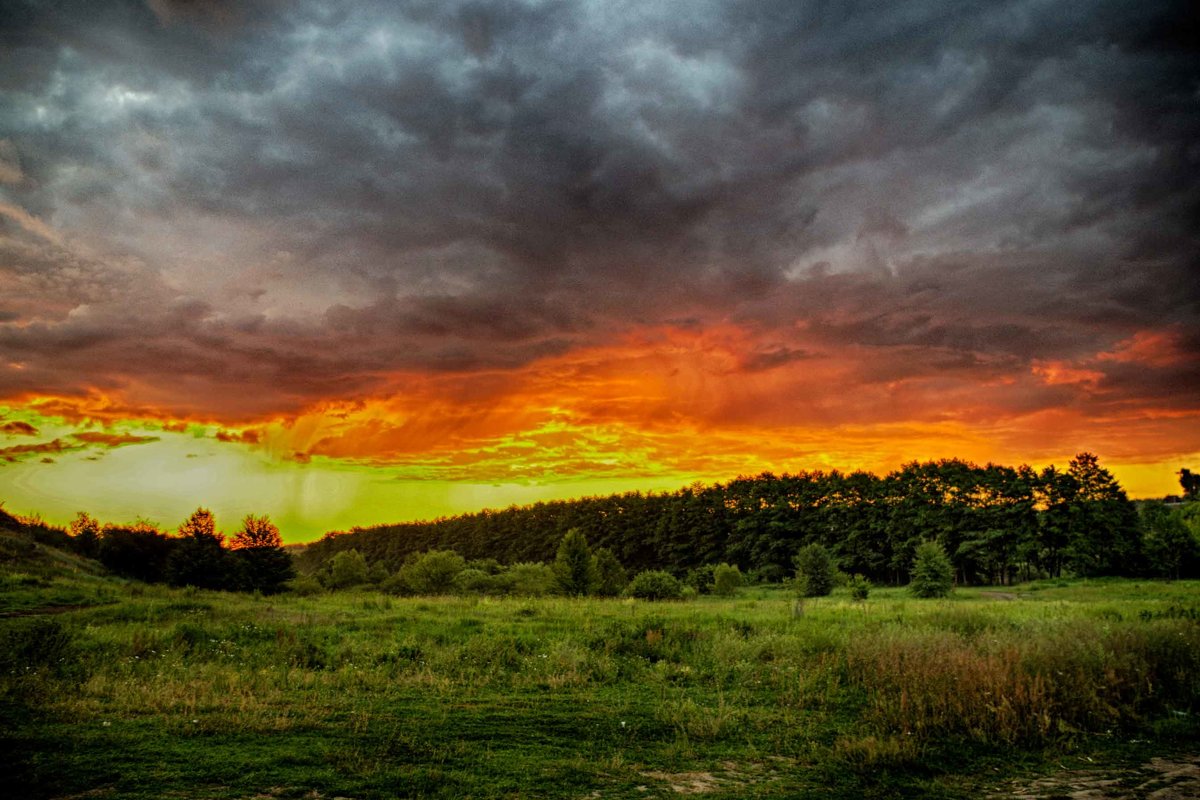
(2, 532), (1198, 799)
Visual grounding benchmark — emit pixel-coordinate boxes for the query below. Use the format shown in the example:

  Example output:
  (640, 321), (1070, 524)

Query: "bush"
(794, 544), (835, 597)
(326, 549), (370, 589)
(848, 573), (871, 601)
(625, 570), (684, 600)
(505, 562), (558, 596)
(390, 549), (466, 595)
(910, 541), (954, 598)
(712, 563), (742, 596)
(454, 568), (501, 594)
(287, 574), (324, 596)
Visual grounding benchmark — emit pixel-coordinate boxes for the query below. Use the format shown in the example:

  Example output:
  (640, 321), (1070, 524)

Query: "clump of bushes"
(848, 574), (871, 601)
(625, 570), (684, 600)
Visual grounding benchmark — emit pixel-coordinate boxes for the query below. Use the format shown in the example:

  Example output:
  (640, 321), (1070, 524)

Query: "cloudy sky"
(1, 0), (1197, 538)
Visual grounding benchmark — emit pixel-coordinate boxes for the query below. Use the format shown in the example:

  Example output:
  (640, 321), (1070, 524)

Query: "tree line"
(9, 507), (296, 594)
(299, 454), (1200, 584)
(3, 453), (1198, 594)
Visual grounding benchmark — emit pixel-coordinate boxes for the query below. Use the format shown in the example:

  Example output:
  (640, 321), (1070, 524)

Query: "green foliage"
(590, 547), (627, 596)
(389, 549), (466, 595)
(794, 544), (835, 597)
(553, 529), (594, 596)
(625, 569), (683, 600)
(326, 548), (370, 589)
(504, 562), (558, 596)
(1140, 502), (1199, 579)
(712, 563), (742, 596)
(910, 541), (954, 598)
(847, 573), (871, 601)
(685, 564), (717, 594)
(287, 574), (324, 596)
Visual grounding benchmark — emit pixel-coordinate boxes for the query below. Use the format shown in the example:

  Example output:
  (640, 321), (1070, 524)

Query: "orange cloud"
(215, 428), (261, 444)
(1097, 329), (1188, 367)
(1, 438), (75, 462)
(71, 432), (160, 447)
(0, 420), (38, 435)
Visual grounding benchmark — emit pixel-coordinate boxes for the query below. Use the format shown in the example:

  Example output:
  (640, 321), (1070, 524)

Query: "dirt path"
(0, 602), (106, 617)
(994, 755), (1200, 799)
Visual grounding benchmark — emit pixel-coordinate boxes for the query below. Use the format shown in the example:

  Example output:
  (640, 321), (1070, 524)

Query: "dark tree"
(1179, 468), (1200, 500)
(166, 508), (233, 589)
(69, 511), (101, 559)
(230, 514), (294, 594)
(98, 522), (176, 582)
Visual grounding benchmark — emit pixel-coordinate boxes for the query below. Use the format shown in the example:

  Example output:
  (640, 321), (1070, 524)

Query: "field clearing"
(2, 566), (1199, 799)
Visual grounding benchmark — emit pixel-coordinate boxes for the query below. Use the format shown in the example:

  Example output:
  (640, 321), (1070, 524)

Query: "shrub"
(326, 549), (370, 589)
(794, 544), (835, 597)
(848, 573), (871, 601)
(712, 563), (742, 596)
(287, 574), (324, 596)
(388, 549), (466, 595)
(505, 562), (558, 596)
(454, 568), (499, 594)
(625, 570), (684, 600)
(910, 541), (954, 598)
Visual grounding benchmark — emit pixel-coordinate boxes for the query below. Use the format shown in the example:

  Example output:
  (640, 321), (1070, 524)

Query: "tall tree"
(553, 528), (595, 596)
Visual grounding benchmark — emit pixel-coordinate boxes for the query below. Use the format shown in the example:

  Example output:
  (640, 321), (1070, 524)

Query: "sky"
(1, 0), (1198, 541)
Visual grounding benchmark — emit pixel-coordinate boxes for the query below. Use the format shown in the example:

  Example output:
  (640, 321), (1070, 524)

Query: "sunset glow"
(1, 1), (1197, 540)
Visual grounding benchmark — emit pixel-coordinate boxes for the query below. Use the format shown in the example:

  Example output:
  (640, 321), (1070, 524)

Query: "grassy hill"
(0, 517), (114, 615)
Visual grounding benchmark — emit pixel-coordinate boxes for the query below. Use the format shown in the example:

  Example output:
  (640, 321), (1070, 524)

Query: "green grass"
(2, 544), (1198, 799)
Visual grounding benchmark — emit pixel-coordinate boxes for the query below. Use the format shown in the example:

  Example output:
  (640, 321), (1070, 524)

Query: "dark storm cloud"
(0, 0), (1197, 417)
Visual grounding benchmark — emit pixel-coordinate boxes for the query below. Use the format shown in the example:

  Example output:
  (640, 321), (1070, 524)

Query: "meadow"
(2, 532), (1198, 799)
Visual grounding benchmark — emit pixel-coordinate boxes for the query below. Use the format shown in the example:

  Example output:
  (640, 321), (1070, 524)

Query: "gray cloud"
(0, 0), (1197, 418)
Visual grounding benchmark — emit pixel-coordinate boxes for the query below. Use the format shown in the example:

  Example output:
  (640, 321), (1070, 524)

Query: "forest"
(5, 453), (1198, 597)
(298, 453), (1200, 586)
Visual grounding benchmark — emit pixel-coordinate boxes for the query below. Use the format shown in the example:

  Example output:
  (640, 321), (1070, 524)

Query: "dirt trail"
(995, 755), (1200, 799)
(0, 602), (106, 617)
